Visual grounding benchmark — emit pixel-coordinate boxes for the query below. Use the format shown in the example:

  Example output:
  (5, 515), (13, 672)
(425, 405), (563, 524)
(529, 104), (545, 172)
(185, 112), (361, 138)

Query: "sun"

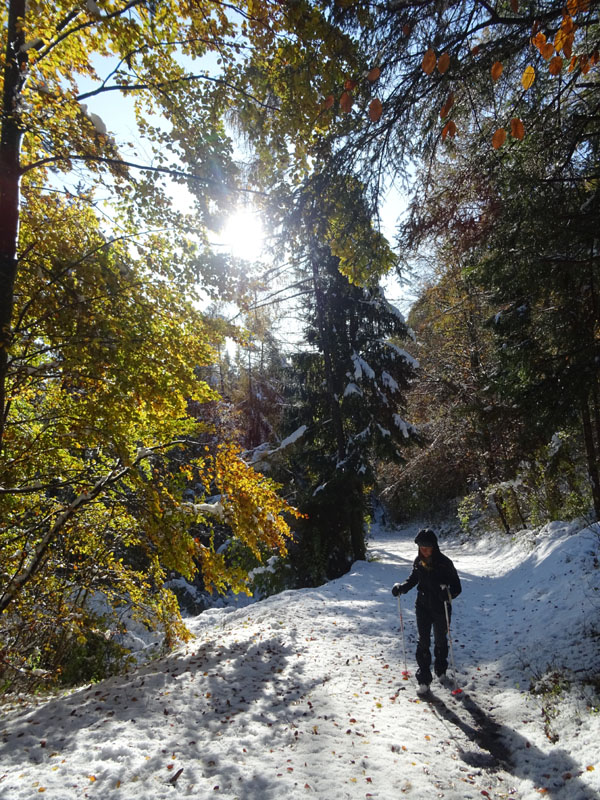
(220, 208), (265, 262)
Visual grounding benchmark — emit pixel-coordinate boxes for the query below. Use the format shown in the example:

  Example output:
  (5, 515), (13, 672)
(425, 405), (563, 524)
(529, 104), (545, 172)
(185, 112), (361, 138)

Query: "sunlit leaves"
(324, 182), (398, 284)
(521, 65), (536, 90)
(0, 0), (320, 683)
(195, 443), (302, 595)
(554, 27), (569, 54)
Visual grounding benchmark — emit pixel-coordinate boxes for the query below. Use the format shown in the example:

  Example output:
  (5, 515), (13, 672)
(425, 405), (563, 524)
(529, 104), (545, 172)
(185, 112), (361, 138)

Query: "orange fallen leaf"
(367, 67), (381, 82)
(491, 61), (503, 81)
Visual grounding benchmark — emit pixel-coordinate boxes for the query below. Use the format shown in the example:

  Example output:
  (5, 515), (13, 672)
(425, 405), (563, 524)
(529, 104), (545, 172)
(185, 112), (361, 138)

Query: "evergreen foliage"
(274, 183), (419, 581)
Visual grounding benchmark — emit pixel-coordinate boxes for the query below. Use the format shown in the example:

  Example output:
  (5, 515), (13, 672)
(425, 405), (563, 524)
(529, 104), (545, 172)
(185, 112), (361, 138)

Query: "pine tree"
(278, 182), (418, 581)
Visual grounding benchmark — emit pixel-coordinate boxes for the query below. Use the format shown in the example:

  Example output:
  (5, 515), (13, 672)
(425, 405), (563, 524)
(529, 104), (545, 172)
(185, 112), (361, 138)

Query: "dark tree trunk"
(491, 490), (511, 535)
(347, 473), (366, 561)
(0, 0), (26, 449)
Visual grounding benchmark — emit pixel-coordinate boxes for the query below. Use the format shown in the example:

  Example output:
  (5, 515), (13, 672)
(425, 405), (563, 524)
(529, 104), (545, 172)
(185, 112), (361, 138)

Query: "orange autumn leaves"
(421, 0), (597, 151)
(425, 47), (527, 148)
(323, 0), (597, 144)
(323, 65), (383, 122)
(422, 48), (450, 75)
(423, 48), (459, 142)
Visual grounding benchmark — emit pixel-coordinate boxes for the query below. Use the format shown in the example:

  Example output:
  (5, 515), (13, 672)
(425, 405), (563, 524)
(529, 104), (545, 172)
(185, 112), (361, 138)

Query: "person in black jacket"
(392, 528), (461, 693)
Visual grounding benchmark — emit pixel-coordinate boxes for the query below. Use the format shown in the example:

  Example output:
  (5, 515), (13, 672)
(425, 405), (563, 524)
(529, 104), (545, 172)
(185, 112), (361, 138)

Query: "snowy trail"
(1, 522), (599, 800)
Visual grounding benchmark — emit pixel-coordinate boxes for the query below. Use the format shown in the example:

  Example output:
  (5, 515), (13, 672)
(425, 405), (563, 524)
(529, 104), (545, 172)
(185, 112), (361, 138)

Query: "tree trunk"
(347, 473), (366, 561)
(491, 490), (511, 534)
(0, 0), (26, 449)
(581, 396), (600, 520)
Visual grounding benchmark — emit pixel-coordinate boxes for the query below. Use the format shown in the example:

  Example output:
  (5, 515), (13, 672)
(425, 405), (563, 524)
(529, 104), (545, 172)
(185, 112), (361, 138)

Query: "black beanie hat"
(415, 528), (438, 547)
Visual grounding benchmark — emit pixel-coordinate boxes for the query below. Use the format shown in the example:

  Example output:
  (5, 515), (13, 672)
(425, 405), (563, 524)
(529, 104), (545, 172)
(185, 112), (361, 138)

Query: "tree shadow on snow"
(0, 625), (329, 797)
(425, 689), (599, 799)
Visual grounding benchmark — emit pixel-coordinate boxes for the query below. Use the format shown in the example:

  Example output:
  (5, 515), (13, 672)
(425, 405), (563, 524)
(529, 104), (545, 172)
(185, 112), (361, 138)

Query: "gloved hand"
(392, 583), (406, 597)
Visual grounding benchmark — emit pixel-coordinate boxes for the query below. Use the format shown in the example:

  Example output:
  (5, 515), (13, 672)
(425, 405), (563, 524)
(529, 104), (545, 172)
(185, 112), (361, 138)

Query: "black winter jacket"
(400, 548), (461, 614)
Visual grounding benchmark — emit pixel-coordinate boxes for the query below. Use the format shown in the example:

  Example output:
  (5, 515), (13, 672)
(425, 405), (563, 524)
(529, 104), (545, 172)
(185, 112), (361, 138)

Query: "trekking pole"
(443, 586), (463, 696)
(397, 596), (410, 680)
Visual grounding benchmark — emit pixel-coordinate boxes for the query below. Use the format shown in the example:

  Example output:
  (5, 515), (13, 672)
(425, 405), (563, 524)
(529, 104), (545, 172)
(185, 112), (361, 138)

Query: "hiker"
(392, 528), (461, 693)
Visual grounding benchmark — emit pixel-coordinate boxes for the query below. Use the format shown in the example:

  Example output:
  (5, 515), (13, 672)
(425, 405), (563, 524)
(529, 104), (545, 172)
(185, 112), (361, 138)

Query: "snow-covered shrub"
(248, 555), (292, 599)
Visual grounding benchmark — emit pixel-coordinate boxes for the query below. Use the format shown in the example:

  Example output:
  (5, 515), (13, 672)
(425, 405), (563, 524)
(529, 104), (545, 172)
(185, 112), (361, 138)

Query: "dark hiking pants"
(415, 602), (450, 685)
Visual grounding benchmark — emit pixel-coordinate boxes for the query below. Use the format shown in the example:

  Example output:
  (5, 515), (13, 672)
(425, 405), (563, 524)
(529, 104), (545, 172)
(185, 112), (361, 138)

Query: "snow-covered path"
(1, 522), (599, 799)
